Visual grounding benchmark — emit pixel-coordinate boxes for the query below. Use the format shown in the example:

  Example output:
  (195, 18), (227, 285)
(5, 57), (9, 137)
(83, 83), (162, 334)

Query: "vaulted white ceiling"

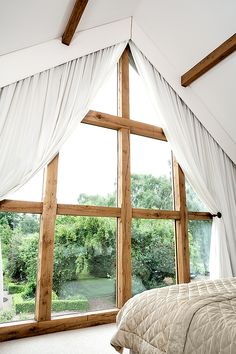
(0, 0), (235, 163)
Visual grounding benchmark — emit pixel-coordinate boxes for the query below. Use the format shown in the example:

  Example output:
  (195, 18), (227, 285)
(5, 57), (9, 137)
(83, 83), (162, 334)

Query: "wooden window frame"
(0, 48), (212, 341)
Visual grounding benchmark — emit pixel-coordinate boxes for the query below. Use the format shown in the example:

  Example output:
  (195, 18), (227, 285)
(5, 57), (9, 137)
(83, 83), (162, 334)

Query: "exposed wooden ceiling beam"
(181, 33), (236, 87)
(62, 0), (88, 45)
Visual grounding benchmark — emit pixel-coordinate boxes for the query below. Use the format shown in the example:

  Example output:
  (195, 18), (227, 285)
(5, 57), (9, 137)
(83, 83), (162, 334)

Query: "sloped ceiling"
(0, 0), (235, 163)
(133, 0), (236, 159)
(0, 0), (139, 56)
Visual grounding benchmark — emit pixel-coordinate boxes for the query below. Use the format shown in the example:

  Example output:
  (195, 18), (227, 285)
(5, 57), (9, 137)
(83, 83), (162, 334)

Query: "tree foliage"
(0, 173), (211, 301)
(131, 174), (173, 210)
(132, 219), (175, 289)
(53, 216), (116, 295)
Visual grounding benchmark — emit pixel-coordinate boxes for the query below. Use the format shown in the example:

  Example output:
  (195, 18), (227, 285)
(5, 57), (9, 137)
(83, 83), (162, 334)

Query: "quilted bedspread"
(111, 278), (236, 354)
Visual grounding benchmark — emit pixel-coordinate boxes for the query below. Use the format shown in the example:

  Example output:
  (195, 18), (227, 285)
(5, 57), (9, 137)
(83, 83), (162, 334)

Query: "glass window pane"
(186, 181), (208, 212)
(131, 135), (173, 210)
(132, 219), (176, 295)
(0, 212), (40, 323)
(90, 66), (117, 115)
(189, 220), (212, 281)
(52, 216), (116, 316)
(57, 125), (117, 206)
(6, 170), (44, 201)
(130, 64), (162, 126)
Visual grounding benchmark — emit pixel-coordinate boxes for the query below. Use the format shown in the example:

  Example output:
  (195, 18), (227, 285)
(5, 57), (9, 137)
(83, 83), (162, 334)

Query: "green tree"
(53, 216), (116, 295)
(77, 193), (116, 206)
(131, 174), (173, 209)
(1, 213), (40, 297)
(132, 219), (175, 290)
(2, 173), (211, 301)
(0, 212), (22, 230)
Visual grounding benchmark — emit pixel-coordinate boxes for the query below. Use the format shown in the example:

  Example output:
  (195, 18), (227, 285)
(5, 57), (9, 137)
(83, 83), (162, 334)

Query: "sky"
(7, 65), (173, 204)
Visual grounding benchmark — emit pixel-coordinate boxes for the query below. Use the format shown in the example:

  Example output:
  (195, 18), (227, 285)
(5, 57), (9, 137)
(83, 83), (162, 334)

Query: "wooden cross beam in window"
(181, 33), (236, 87)
(62, 0), (88, 45)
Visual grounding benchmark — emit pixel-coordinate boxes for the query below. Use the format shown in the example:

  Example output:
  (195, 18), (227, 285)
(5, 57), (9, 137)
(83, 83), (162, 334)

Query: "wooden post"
(118, 48), (130, 118)
(117, 48), (132, 308)
(35, 155), (59, 321)
(172, 155), (190, 283)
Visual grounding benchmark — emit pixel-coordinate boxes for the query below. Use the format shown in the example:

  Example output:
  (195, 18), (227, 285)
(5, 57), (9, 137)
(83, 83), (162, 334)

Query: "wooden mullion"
(0, 309), (118, 342)
(188, 211), (212, 220)
(172, 155), (190, 283)
(0, 200), (43, 214)
(117, 48), (132, 308)
(82, 110), (167, 141)
(133, 208), (180, 220)
(35, 155), (59, 321)
(117, 128), (132, 308)
(57, 204), (121, 218)
(118, 48), (130, 118)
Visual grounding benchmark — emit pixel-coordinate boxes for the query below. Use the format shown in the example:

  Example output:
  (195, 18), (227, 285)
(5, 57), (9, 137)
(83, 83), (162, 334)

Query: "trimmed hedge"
(52, 298), (88, 312)
(14, 296), (35, 314)
(8, 283), (26, 294)
(13, 293), (89, 314)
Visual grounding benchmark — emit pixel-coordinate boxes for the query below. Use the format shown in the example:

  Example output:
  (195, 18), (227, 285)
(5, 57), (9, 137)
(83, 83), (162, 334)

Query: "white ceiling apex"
(76, 0), (141, 33)
(0, 18), (131, 88)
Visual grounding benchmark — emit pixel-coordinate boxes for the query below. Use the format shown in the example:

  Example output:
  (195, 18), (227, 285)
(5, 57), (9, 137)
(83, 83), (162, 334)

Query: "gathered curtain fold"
(130, 41), (236, 279)
(0, 41), (127, 309)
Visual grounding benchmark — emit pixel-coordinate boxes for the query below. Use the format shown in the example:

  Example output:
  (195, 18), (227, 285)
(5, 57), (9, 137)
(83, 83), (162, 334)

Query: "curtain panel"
(130, 41), (236, 279)
(0, 41), (127, 200)
(0, 41), (127, 309)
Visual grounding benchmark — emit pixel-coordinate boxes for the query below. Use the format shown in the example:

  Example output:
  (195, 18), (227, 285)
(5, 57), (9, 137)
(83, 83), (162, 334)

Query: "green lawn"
(60, 277), (115, 299)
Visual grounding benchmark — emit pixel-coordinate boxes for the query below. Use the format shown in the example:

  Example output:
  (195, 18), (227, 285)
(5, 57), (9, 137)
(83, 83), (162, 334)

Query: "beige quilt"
(111, 278), (236, 354)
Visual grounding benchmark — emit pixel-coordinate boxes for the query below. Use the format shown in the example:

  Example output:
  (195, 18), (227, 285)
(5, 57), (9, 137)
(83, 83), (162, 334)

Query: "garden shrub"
(0, 310), (14, 323)
(13, 293), (88, 314)
(52, 291), (58, 300)
(13, 293), (35, 314)
(22, 282), (36, 299)
(8, 283), (26, 294)
(15, 300), (35, 314)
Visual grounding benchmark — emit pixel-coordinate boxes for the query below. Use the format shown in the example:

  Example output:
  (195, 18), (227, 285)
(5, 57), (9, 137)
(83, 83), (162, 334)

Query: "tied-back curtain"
(0, 41), (127, 200)
(130, 41), (236, 279)
(0, 41), (127, 308)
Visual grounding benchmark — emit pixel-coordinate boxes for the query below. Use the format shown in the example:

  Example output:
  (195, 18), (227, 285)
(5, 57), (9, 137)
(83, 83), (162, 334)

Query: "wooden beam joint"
(82, 110), (167, 141)
(181, 33), (236, 87)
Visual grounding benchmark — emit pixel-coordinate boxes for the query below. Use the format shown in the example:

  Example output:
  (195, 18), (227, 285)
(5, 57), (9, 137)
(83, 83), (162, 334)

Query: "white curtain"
(130, 41), (236, 279)
(0, 41), (127, 200)
(0, 41), (127, 309)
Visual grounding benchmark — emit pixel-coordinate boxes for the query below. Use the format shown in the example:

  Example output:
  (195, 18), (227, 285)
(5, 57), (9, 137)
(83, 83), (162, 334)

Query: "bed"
(111, 278), (236, 354)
